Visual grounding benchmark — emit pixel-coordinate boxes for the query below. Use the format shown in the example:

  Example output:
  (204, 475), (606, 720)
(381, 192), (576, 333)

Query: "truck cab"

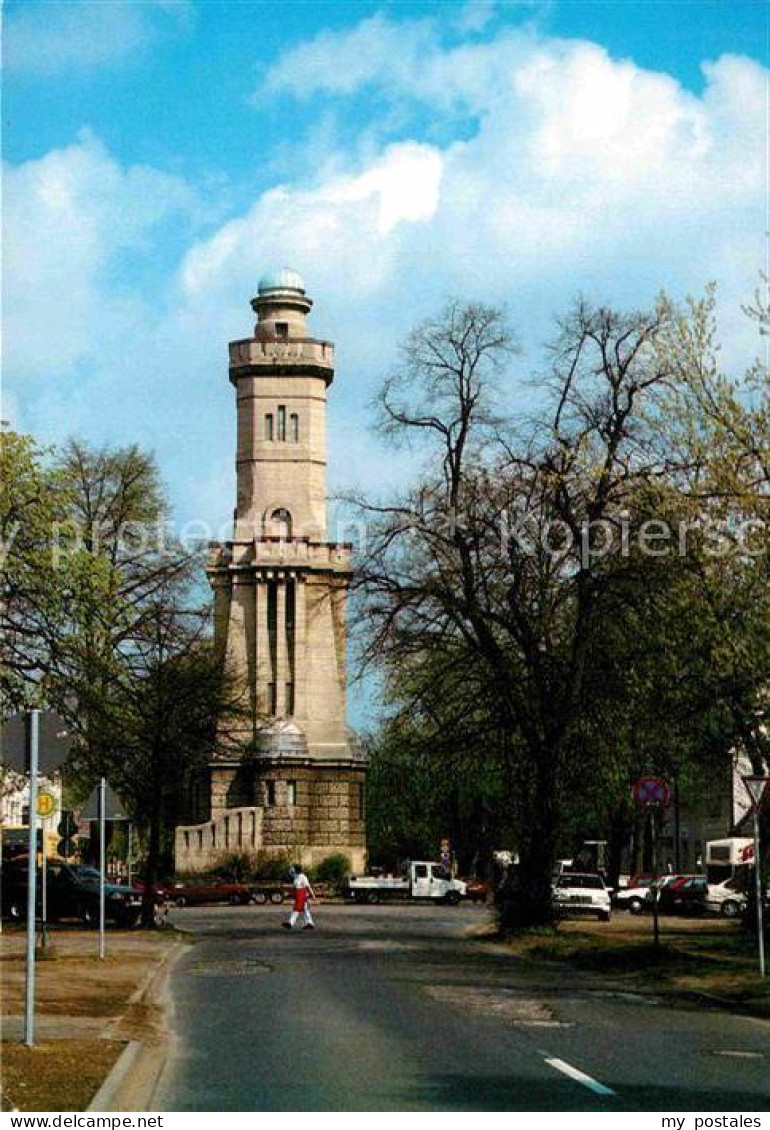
(411, 861), (458, 900)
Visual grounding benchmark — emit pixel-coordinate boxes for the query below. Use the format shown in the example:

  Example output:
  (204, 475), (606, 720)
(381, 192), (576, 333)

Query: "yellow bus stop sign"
(36, 791), (57, 819)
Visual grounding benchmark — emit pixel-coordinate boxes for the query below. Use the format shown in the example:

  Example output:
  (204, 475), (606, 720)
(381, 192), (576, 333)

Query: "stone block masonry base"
(175, 762), (367, 874)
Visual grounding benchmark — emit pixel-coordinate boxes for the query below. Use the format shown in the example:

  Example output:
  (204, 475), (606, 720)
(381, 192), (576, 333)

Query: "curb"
(88, 940), (187, 1112)
(88, 1042), (143, 1112)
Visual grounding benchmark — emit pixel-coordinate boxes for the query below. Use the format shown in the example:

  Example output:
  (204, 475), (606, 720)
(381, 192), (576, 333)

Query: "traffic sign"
(36, 791), (57, 819)
(57, 812), (77, 839)
(632, 776), (671, 808)
(742, 776), (769, 812)
(1, 711), (72, 773)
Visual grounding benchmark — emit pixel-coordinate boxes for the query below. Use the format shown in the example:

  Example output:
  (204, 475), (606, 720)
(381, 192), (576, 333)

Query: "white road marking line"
(542, 1055), (615, 1096)
(714, 1050), (764, 1059)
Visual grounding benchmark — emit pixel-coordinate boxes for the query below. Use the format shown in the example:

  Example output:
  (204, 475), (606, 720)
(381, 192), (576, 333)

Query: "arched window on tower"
(270, 508), (292, 540)
(290, 413), (299, 442)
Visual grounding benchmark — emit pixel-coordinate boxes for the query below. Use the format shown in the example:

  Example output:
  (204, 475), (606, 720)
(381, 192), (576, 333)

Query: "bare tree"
(352, 298), (702, 925)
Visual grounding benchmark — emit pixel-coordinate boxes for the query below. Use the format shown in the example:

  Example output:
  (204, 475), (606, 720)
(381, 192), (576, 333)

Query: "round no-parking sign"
(632, 777), (671, 808)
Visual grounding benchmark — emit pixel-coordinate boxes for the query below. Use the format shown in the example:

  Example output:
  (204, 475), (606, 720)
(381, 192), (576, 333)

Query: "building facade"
(175, 270), (366, 873)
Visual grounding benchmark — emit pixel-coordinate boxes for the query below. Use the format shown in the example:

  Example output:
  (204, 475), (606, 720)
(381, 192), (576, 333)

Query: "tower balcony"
(229, 337), (334, 384)
(208, 537), (352, 574)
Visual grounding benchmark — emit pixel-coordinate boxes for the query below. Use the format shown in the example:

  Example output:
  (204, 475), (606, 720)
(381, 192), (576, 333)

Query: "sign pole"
(632, 778), (670, 950)
(127, 821), (133, 888)
(24, 709), (40, 1047)
(743, 776), (768, 980)
(40, 819), (48, 951)
(753, 805), (765, 978)
(650, 803), (660, 947)
(98, 777), (106, 960)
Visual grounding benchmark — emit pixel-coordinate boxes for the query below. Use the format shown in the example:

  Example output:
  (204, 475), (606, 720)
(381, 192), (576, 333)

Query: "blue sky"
(4, 0), (767, 562)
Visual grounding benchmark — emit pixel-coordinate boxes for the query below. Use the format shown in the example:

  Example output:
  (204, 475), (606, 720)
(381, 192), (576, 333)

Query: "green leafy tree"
(1, 430), (60, 709)
(354, 293), (768, 927)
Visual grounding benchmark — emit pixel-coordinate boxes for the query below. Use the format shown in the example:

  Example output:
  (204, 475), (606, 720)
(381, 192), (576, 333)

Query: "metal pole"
(650, 804), (660, 947)
(754, 807), (765, 978)
(24, 709), (40, 1046)
(127, 821), (133, 888)
(40, 824), (48, 951)
(98, 777), (106, 960)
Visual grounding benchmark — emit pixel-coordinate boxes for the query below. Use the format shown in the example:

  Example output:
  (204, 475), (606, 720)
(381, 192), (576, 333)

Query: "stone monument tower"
(175, 270), (366, 872)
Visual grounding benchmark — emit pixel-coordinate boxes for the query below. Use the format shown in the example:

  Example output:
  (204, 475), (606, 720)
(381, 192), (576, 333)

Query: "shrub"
(213, 851), (257, 881)
(311, 853), (351, 891)
(253, 852), (294, 881)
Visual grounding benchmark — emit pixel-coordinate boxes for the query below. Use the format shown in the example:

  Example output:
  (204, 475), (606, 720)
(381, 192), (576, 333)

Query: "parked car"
(615, 876), (654, 915)
(657, 875), (708, 915)
(705, 877), (747, 918)
(129, 879), (169, 901)
(626, 873), (653, 889)
(460, 877), (490, 904)
(552, 872), (612, 922)
(170, 879), (254, 907)
(2, 862), (143, 927)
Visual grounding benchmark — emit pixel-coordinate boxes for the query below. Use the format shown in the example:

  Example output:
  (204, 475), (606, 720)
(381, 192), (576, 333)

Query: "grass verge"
(1, 928), (178, 1110)
(2, 1040), (124, 1112)
(488, 915), (770, 1001)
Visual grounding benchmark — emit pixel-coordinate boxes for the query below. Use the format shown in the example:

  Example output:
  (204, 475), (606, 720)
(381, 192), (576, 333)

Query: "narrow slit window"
(287, 781), (297, 806)
(290, 413), (299, 442)
(265, 413), (274, 441)
(275, 322), (289, 340)
(277, 405), (286, 441)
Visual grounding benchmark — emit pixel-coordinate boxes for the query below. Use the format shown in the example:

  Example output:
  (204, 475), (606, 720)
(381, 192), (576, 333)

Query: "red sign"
(632, 777), (671, 808)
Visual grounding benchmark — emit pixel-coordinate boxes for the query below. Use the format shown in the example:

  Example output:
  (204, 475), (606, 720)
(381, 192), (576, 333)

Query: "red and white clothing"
(288, 871), (314, 928)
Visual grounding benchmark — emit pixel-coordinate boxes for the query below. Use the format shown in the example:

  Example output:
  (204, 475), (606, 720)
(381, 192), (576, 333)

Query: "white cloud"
(3, 131), (196, 381)
(3, 0), (192, 75)
(258, 14), (439, 102)
(4, 16), (766, 526)
(239, 22), (765, 325)
(179, 142), (443, 306)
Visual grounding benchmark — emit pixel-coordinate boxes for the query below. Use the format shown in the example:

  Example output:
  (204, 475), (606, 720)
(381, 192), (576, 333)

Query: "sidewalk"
(1, 927), (182, 1112)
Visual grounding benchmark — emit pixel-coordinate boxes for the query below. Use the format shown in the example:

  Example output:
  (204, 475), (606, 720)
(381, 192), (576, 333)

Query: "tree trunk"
(498, 753), (559, 930)
(606, 806), (628, 892)
(141, 800), (162, 929)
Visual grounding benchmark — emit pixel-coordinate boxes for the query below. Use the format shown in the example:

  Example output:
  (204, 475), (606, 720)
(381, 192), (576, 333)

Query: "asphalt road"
(155, 902), (770, 1113)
